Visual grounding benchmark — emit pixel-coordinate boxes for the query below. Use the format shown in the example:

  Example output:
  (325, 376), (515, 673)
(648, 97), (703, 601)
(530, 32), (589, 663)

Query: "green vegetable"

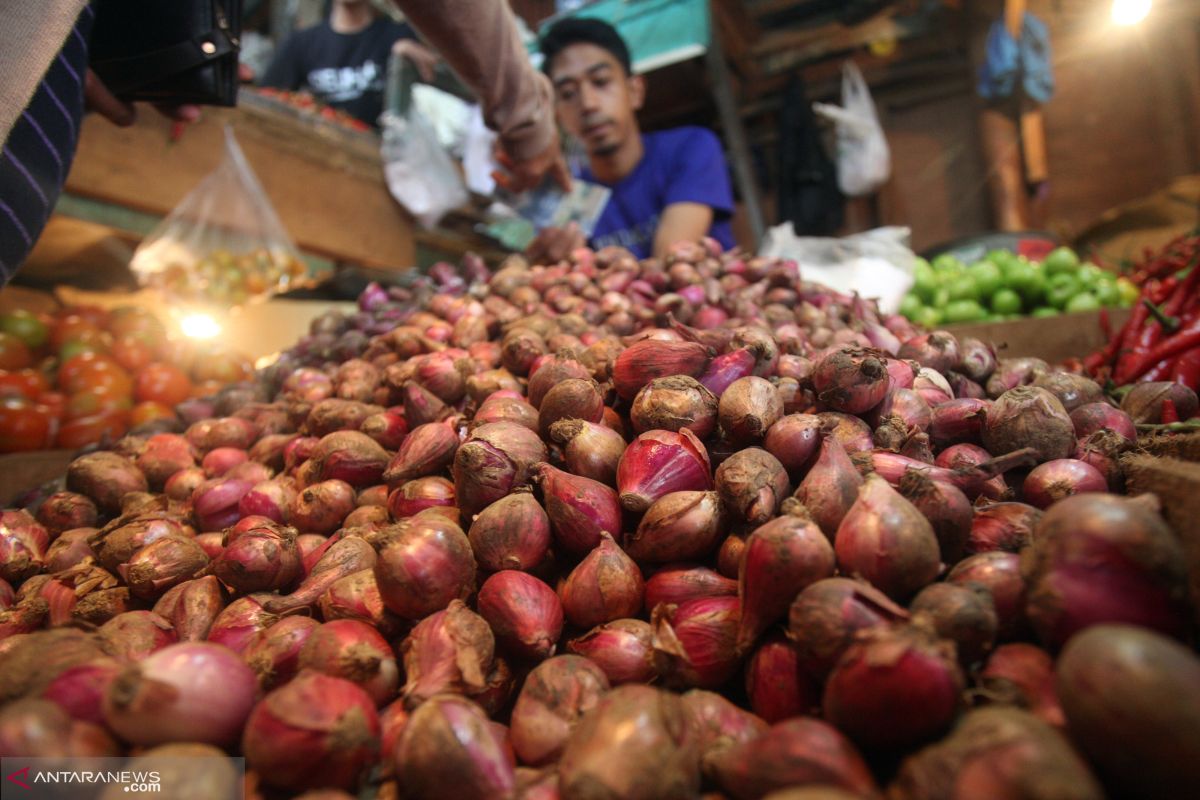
(990, 288), (1023, 316)
(943, 299), (987, 324)
(1042, 246), (1080, 276)
(1064, 292), (1101, 313)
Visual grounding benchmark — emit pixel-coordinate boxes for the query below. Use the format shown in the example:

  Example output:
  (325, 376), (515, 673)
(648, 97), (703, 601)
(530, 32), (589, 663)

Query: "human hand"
(492, 140), (572, 194)
(84, 69), (201, 127)
(392, 38), (440, 82)
(524, 223), (585, 265)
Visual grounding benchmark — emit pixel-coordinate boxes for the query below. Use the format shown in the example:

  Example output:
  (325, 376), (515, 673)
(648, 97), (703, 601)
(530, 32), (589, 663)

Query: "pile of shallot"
(2, 240), (1198, 800)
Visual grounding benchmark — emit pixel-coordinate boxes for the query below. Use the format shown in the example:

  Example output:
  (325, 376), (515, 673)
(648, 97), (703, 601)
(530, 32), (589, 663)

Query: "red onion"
(382, 421), (457, 484)
(1071, 401), (1136, 443)
(1022, 494), (1189, 649)
(453, 421), (548, 517)
(527, 352), (593, 408)
(299, 619), (399, 705)
(560, 532), (644, 629)
(212, 519), (301, 594)
(387, 475), (456, 519)
(864, 447), (1037, 500)
(817, 411), (874, 454)
(899, 330), (960, 374)
(201, 446), (249, 477)
(566, 618), (658, 685)
(787, 576), (909, 680)
(310, 431), (389, 487)
(238, 478), (298, 524)
(680, 689), (768, 780)
(717, 532), (746, 579)
(283, 368), (334, 401)
(205, 594), (277, 654)
(307, 399), (387, 438)
(244, 615), (320, 690)
(978, 643), (1064, 727)
(66, 451), (148, 514)
(911, 581), (998, 666)
(249, 432), (299, 471)
(0, 698), (120, 758)
(191, 477), (253, 531)
(715, 448), (791, 525)
(98, 610), (176, 662)
(374, 513), (475, 620)
(737, 503), (834, 653)
(559, 685), (701, 800)
(510, 655), (610, 766)
(1056, 625), (1200, 797)
(473, 394), (539, 432)
(630, 375), (718, 437)
(913, 367), (954, 407)
(824, 622), (963, 750)
(537, 378), (605, 439)
(477, 570), (564, 662)
(699, 347), (758, 396)
(501, 328), (548, 377)
(265, 534), (375, 613)
(297, 532), (330, 570)
(946, 552), (1027, 641)
(1075, 429), (1126, 492)
(763, 413), (822, 477)
(745, 634), (818, 723)
(378, 699), (409, 776)
(400, 600), (495, 708)
(467, 491), (552, 572)
(1021, 458), (1107, 509)
(955, 336), (997, 383)
(983, 386), (1075, 464)
(625, 490), (725, 563)
(535, 462), (622, 556)
(644, 564), (737, 610)
(710, 717), (877, 800)
(103, 642), (256, 746)
(361, 410), (409, 450)
(835, 475), (940, 601)
(285, 435), (320, 471)
(719, 376), (785, 444)
(885, 357), (918, 390)
(150, 575), (223, 642)
(164, 466), (207, 501)
(936, 443), (1010, 501)
(185, 416), (260, 453)
(291, 479), (357, 534)
(0, 599), (47, 641)
(113, 531), (207, 600)
(242, 670), (380, 792)
(318, 569), (402, 636)
(36, 491), (99, 534)
(617, 428), (712, 512)
(396, 695), (515, 800)
(0, 576), (13, 610)
(134, 434), (198, 490)
(42, 527), (97, 573)
(41, 657), (122, 725)
(793, 435), (863, 540)
(812, 346), (889, 414)
(0, 510), (49, 583)
(652, 595), (741, 689)
(929, 398), (989, 447)
(966, 501), (1042, 555)
(1032, 371), (1104, 413)
(890, 707), (1103, 800)
(948, 371), (988, 400)
(612, 339), (711, 400)
(549, 419), (626, 486)
(898, 470), (972, 564)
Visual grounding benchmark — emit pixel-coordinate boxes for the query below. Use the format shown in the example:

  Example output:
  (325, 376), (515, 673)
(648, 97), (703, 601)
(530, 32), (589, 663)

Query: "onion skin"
(1056, 624), (1200, 799)
(946, 552), (1028, 642)
(823, 623), (964, 751)
(536, 462), (622, 556)
(0, 698), (121, 758)
(558, 684), (701, 800)
(612, 338), (712, 400)
(374, 514), (476, 620)
(213, 521), (301, 595)
(549, 419), (626, 487)
(298, 619), (399, 706)
(617, 428), (713, 513)
(1021, 494), (1190, 649)
(265, 534), (376, 614)
(630, 375), (718, 437)
(400, 600), (495, 708)
(477, 570), (564, 662)
(899, 331), (960, 374)
(929, 399), (989, 448)
(383, 420), (459, 484)
(983, 386), (1075, 464)
(763, 413), (822, 476)
(680, 689), (768, 781)
(152, 575), (224, 642)
(812, 346), (889, 414)
(910, 582), (998, 666)
(99, 611), (177, 663)
(720, 376), (785, 445)
(510, 655), (611, 767)
(242, 670), (381, 792)
(787, 577), (909, 681)
(652, 596), (741, 690)
(36, 491), (99, 535)
(1120, 380), (1199, 423)
(710, 717), (877, 800)
(716, 448), (791, 526)
(0, 510), (50, 584)
(454, 421), (548, 518)
(566, 619), (658, 685)
(387, 476), (456, 519)
(966, 501), (1042, 555)
(626, 490), (726, 564)
(737, 504), (835, 653)
(67, 451), (149, 514)
(560, 533), (644, 629)
(645, 563), (737, 610)
(1021, 459), (1107, 510)
(745, 634), (818, 723)
(397, 695), (516, 800)
(244, 615), (321, 690)
(102, 642), (257, 747)
(899, 470), (972, 565)
(1032, 371), (1104, 413)
(290, 479), (357, 535)
(978, 643), (1065, 728)
(834, 475), (940, 602)
(205, 594), (276, 654)
(890, 707), (1104, 800)
(538, 378), (605, 440)
(467, 492), (552, 573)
(1070, 401), (1136, 443)
(794, 436), (863, 541)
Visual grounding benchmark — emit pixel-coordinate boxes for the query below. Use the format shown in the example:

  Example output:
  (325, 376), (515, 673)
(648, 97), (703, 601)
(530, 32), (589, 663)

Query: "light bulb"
(180, 313), (221, 339)
(1112, 0), (1152, 26)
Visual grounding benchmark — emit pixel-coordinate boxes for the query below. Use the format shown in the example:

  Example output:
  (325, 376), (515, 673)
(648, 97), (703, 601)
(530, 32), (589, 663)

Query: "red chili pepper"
(1161, 399), (1180, 424)
(1120, 321), (1200, 384)
(1170, 348), (1200, 392)
(1141, 358), (1176, 383)
(1098, 307), (1112, 340)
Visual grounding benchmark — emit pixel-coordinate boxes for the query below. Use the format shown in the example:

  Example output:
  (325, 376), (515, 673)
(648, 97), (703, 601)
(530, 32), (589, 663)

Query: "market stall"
(2, 1), (1200, 798)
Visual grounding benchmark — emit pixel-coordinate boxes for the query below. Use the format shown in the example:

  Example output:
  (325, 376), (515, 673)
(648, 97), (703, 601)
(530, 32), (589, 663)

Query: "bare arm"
(652, 202), (714, 259)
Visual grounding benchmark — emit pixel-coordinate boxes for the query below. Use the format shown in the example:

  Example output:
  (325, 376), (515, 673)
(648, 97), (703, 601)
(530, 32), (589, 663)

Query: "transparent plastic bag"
(812, 61), (891, 197)
(130, 127), (309, 307)
(380, 108), (469, 229)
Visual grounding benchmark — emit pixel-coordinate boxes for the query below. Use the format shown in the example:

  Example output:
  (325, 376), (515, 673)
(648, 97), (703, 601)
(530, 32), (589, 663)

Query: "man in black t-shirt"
(260, 0), (437, 127)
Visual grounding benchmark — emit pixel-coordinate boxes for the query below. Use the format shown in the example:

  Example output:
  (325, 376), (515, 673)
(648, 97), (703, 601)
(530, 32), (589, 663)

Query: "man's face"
(548, 43), (644, 157)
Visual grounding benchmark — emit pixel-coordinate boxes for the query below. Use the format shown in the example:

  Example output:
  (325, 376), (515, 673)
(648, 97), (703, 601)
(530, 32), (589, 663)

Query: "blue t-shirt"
(580, 127), (735, 259)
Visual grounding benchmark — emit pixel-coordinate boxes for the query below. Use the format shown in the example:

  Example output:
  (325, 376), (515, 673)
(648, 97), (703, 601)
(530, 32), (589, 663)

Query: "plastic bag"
(130, 127), (308, 307)
(758, 224), (915, 314)
(381, 108), (469, 229)
(812, 61), (891, 197)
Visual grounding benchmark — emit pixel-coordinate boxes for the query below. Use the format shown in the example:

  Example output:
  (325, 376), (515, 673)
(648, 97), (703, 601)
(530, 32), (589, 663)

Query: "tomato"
(56, 410), (129, 449)
(58, 353), (125, 392)
(0, 332), (34, 370)
(191, 350), (253, 384)
(58, 305), (111, 329)
(65, 387), (134, 421)
(135, 363), (193, 406)
(0, 397), (54, 452)
(108, 307), (166, 341)
(110, 335), (157, 374)
(50, 315), (102, 352)
(0, 310), (49, 349)
(157, 339), (195, 375)
(130, 401), (177, 427)
(0, 369), (50, 400)
(35, 391), (66, 420)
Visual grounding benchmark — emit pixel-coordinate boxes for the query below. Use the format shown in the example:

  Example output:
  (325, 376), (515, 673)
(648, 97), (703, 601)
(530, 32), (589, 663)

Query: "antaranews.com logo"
(6, 766), (160, 793)
(1, 756), (243, 800)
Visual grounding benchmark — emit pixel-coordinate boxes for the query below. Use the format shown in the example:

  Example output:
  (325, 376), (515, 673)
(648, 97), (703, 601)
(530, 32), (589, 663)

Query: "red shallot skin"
(899, 330), (961, 374)
(399, 600), (495, 708)
(626, 490), (726, 564)
(298, 619), (400, 706)
(453, 421), (548, 518)
(0, 510), (50, 584)
(549, 419), (626, 487)
(558, 685), (701, 800)
(812, 346), (890, 414)
(744, 634), (819, 723)
(395, 696), (515, 800)
(763, 413), (823, 477)
(477, 570), (564, 662)
(910, 581), (998, 667)
(720, 376), (786, 444)
(1070, 401), (1136, 443)
(373, 513), (476, 620)
(36, 492), (99, 535)
(680, 689), (768, 780)
(787, 576), (909, 681)
(899, 470), (973, 565)
(612, 338), (712, 400)
(616, 428), (713, 513)
(652, 595), (741, 690)
(715, 448), (791, 526)
(566, 619), (658, 685)
(1020, 494), (1190, 650)
(978, 642), (1065, 728)
(1021, 458), (1107, 509)
(983, 386), (1075, 464)
(559, 533), (644, 629)
(823, 623), (964, 751)
(645, 563), (738, 610)
(710, 717), (878, 800)
(630, 375), (718, 438)
(946, 551), (1028, 642)
(535, 462), (622, 557)
(243, 615), (321, 691)
(967, 501), (1043, 555)
(467, 491), (552, 573)
(509, 655), (610, 767)
(794, 436), (863, 541)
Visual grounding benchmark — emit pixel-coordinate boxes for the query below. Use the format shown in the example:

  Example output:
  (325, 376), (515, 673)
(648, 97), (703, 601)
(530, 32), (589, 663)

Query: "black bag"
(89, 0), (242, 107)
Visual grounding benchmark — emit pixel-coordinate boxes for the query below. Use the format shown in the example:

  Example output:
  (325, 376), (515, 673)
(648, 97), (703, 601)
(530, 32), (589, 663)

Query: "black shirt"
(260, 17), (414, 126)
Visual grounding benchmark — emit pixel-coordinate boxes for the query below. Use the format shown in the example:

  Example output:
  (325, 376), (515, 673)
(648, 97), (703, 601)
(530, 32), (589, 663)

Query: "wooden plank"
(65, 105), (417, 271)
(943, 307), (1131, 364)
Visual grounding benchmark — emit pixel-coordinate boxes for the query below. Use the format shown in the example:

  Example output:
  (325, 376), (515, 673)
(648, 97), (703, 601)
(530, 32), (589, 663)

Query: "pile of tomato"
(0, 305), (253, 452)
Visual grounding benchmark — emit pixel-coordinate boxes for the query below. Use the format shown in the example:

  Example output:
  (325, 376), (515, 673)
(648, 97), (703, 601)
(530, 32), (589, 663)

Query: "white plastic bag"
(130, 127), (308, 306)
(813, 61), (891, 197)
(380, 109), (469, 229)
(758, 224), (914, 314)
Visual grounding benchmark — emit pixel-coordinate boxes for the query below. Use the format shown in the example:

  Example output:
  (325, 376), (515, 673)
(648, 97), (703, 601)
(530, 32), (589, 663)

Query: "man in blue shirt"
(529, 18), (735, 262)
